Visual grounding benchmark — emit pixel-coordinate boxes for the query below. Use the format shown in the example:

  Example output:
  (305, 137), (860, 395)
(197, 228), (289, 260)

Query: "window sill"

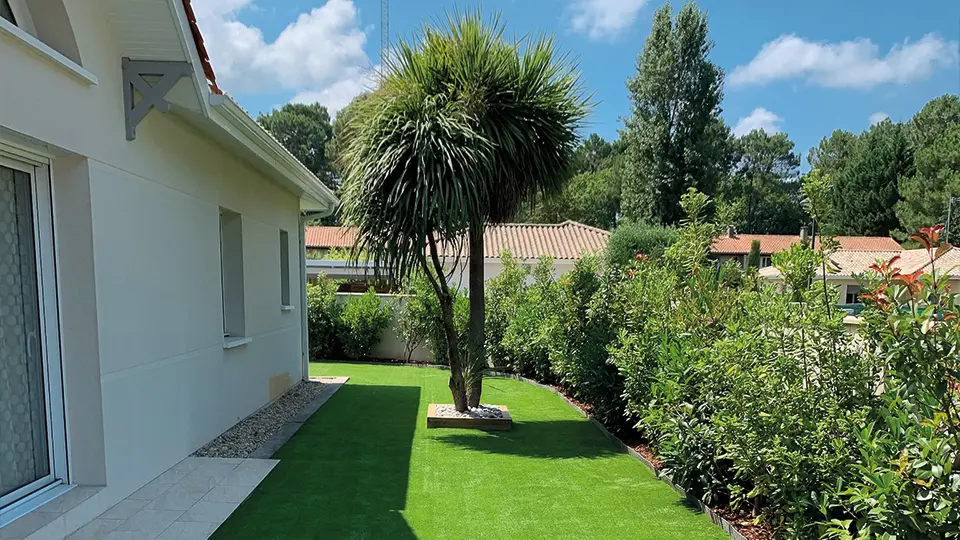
(281, 304), (295, 312)
(0, 485), (102, 535)
(223, 337), (252, 349)
(0, 18), (98, 86)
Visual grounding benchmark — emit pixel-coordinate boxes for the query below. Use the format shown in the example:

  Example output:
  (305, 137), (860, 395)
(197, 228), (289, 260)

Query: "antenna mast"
(380, 0), (389, 72)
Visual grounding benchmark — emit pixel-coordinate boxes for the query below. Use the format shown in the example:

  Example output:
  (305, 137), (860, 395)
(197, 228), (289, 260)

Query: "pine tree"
(833, 120), (912, 236)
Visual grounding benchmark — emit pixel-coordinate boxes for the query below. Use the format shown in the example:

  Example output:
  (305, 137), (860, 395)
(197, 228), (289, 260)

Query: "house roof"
(712, 234), (902, 255)
(182, 0), (222, 95)
(305, 221), (610, 260)
(759, 247), (960, 280)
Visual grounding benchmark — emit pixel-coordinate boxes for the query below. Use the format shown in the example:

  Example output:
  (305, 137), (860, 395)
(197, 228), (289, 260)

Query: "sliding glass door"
(0, 157), (65, 510)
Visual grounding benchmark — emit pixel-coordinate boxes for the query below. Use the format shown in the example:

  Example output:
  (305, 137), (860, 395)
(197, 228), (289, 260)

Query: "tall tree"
(340, 12), (588, 411)
(258, 103), (336, 190)
(897, 95), (960, 238)
(807, 129), (859, 178)
(622, 1), (732, 224)
(718, 129), (803, 234)
(833, 120), (912, 236)
(573, 133), (615, 174)
(326, 93), (370, 180)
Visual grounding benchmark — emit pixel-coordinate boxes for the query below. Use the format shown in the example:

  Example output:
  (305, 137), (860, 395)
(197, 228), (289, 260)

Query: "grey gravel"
(194, 381), (327, 458)
(434, 404), (504, 419)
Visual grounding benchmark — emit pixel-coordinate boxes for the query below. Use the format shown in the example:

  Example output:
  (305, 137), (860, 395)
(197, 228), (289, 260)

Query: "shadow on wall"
(432, 419), (622, 460)
(210, 384), (421, 540)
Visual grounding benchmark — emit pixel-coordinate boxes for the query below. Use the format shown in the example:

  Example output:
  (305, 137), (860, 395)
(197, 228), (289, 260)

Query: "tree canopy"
(258, 103), (336, 191)
(621, 1), (732, 225)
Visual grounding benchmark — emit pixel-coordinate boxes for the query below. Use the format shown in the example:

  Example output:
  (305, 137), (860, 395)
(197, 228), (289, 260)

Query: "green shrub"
(398, 274), (468, 365)
(338, 289), (394, 359)
(306, 278), (343, 359)
(605, 221), (677, 266)
(485, 250), (530, 368)
(500, 258), (558, 381)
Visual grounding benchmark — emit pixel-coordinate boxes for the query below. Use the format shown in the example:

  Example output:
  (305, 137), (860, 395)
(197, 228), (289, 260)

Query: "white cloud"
(193, 0), (374, 114)
(869, 112), (890, 125)
(569, 0), (649, 40)
(733, 107), (782, 137)
(729, 33), (959, 89)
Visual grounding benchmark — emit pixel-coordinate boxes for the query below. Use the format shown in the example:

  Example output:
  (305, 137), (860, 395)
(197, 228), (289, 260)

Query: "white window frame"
(845, 284), (861, 305)
(0, 152), (68, 516)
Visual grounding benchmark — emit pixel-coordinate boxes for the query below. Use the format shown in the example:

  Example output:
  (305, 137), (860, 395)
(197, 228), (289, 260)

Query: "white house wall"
(0, 1), (306, 533)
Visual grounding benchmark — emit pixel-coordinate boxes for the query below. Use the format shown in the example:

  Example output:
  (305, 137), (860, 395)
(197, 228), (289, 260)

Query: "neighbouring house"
(305, 221), (610, 290)
(759, 247), (960, 310)
(712, 227), (903, 268)
(0, 0), (337, 537)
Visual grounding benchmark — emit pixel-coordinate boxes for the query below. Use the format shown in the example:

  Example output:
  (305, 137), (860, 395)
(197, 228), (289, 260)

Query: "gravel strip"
(194, 380), (327, 458)
(434, 404), (504, 419)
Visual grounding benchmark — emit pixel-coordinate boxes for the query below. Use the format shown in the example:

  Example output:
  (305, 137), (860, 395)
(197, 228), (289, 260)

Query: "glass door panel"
(0, 164), (52, 505)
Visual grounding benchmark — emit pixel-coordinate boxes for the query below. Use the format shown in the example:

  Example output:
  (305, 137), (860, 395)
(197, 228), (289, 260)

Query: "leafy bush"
(486, 188), (960, 539)
(338, 289), (394, 359)
(605, 221), (677, 266)
(306, 278), (343, 359)
(398, 274), (469, 365)
(485, 250), (530, 368)
(500, 258), (559, 381)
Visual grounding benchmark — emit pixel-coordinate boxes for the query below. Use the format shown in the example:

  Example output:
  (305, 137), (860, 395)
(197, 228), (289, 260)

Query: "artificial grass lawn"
(211, 362), (729, 540)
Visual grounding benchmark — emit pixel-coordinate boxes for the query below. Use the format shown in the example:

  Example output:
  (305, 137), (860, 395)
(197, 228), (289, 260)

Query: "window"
(845, 284), (861, 305)
(219, 209), (245, 340)
(279, 229), (291, 307)
(760, 255), (772, 268)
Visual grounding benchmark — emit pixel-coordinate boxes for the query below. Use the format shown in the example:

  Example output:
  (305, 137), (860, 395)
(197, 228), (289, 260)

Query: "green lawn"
(211, 362), (728, 540)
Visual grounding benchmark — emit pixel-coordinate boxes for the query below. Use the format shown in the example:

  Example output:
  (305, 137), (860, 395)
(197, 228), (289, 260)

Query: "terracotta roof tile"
(712, 234), (902, 255)
(305, 221), (610, 260)
(181, 0), (222, 95)
(759, 247), (960, 279)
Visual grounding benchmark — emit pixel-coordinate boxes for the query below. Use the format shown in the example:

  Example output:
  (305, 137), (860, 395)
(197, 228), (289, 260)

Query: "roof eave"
(208, 94), (338, 213)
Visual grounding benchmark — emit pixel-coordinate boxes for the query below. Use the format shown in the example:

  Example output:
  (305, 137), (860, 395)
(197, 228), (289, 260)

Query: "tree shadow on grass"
(431, 419), (622, 460)
(211, 384), (420, 540)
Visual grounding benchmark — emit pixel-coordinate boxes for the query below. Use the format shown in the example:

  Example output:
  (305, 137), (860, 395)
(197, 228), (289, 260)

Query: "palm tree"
(339, 11), (589, 411)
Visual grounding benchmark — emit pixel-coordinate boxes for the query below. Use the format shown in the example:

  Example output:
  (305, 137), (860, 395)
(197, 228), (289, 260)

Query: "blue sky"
(194, 0), (960, 166)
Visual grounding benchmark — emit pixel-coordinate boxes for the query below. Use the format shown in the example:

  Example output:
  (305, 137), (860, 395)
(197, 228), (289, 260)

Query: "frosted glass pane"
(0, 165), (50, 500)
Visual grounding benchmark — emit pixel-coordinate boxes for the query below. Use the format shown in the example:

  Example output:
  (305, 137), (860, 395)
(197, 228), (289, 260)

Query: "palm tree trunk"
(466, 224), (485, 408)
(425, 234), (469, 412)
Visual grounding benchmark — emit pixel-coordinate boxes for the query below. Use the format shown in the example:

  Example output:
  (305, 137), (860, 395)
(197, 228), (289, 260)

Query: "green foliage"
(397, 275), (469, 365)
(500, 258), (559, 381)
(338, 289), (394, 359)
(605, 222), (678, 265)
(718, 129), (804, 234)
(485, 251), (530, 368)
(832, 120), (913, 236)
(306, 278), (343, 359)
(488, 193), (960, 537)
(622, 2), (733, 224)
(746, 239), (761, 269)
(896, 96), (960, 239)
(258, 103), (336, 191)
(772, 243), (822, 302)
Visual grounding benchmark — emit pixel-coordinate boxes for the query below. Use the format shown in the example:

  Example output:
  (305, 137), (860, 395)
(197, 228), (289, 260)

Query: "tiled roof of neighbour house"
(305, 226), (357, 250)
(182, 0), (222, 95)
(712, 234), (903, 255)
(759, 247), (960, 280)
(304, 221), (610, 260)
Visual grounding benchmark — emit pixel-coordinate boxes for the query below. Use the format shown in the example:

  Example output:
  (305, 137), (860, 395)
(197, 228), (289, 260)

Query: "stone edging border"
(248, 376), (350, 459)
(318, 361), (749, 540)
